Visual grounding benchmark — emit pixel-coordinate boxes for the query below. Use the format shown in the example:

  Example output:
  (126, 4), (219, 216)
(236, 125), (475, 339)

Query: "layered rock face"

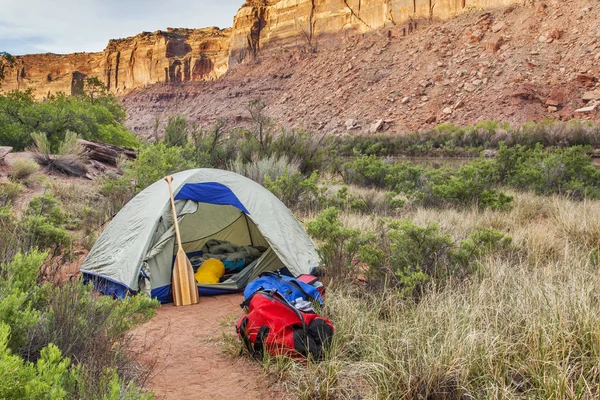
(1, 28), (230, 99)
(229, 0), (514, 65)
(104, 28), (230, 95)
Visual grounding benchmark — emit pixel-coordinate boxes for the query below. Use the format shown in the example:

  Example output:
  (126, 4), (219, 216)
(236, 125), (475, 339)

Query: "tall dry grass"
(259, 189), (600, 399)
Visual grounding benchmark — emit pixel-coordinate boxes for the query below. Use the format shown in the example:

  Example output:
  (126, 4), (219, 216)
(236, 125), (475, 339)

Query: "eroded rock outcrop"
(1, 28), (230, 99)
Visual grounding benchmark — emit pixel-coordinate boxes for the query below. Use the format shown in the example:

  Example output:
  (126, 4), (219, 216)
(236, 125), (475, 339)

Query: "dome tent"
(80, 169), (320, 303)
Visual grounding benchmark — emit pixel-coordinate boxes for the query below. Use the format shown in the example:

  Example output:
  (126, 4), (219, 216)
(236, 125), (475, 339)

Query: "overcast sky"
(0, 0), (242, 55)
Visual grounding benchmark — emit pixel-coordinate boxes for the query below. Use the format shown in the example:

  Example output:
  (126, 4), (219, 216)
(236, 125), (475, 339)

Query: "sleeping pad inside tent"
(80, 169), (320, 303)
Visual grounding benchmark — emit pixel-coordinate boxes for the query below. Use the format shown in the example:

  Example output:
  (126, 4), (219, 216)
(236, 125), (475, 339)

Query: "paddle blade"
(172, 248), (199, 306)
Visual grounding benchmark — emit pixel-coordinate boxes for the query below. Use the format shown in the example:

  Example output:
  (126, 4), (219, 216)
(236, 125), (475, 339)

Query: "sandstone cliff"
(1, 28), (230, 99)
(2, 0), (517, 99)
(229, 0), (515, 65)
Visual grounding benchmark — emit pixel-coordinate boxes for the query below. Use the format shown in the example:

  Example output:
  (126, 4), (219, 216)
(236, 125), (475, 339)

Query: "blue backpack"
(244, 272), (324, 306)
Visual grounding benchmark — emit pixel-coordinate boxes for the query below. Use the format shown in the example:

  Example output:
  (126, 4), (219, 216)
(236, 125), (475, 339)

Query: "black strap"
(253, 326), (270, 359)
(238, 317), (271, 360)
(238, 317), (254, 356)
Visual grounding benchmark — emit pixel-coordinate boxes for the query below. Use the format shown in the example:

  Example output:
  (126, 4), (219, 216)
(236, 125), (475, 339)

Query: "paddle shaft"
(165, 176), (183, 249)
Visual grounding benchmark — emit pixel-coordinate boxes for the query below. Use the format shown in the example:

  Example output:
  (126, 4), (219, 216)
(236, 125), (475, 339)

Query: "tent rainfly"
(80, 169), (320, 303)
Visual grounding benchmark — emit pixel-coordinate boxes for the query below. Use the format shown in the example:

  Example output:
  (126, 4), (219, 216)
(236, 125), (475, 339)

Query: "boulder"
(0, 147), (13, 165)
(369, 120), (384, 134)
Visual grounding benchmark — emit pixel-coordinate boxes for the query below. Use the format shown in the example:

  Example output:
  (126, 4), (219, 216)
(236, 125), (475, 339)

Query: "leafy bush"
(306, 208), (369, 282)
(164, 115), (189, 147)
(264, 170), (324, 212)
(100, 173), (135, 216)
(269, 130), (333, 174)
(0, 89), (138, 151)
(49, 181), (110, 233)
(8, 158), (39, 182)
(307, 209), (510, 296)
(18, 194), (72, 251)
(21, 215), (72, 251)
(0, 329), (73, 400)
(361, 221), (510, 296)
(26, 194), (66, 226)
(344, 155), (513, 210)
(26, 281), (158, 385)
(131, 142), (196, 190)
(423, 160), (513, 210)
(0, 250), (157, 399)
(506, 145), (600, 198)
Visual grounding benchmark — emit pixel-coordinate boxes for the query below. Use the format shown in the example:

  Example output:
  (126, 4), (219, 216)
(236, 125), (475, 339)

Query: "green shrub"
(164, 115), (189, 147)
(0, 181), (25, 206)
(424, 160), (513, 209)
(343, 155), (390, 188)
(335, 120), (600, 158)
(0, 327), (73, 400)
(0, 251), (46, 352)
(0, 249), (156, 399)
(270, 130), (333, 173)
(0, 89), (138, 151)
(358, 220), (511, 296)
(21, 215), (72, 251)
(307, 210), (511, 297)
(100, 173), (135, 215)
(19, 194), (72, 251)
(344, 156), (513, 210)
(26, 194), (66, 226)
(264, 170), (323, 212)
(510, 145), (600, 198)
(131, 142), (196, 190)
(306, 208), (372, 282)
(8, 158), (39, 182)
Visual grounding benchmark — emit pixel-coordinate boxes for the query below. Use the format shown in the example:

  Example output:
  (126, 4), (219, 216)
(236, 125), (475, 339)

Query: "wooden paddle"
(165, 176), (199, 306)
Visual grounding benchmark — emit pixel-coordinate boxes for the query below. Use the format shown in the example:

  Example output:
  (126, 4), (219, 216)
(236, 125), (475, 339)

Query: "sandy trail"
(132, 294), (281, 400)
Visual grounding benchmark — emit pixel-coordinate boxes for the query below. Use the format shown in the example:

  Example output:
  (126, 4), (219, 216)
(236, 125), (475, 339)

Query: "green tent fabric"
(80, 169), (320, 302)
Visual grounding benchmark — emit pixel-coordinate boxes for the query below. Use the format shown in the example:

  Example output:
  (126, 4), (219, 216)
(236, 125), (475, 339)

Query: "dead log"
(78, 140), (137, 166)
(0, 146), (13, 165)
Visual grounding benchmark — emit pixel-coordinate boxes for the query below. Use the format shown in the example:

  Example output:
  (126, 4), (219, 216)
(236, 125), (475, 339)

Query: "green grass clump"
(0, 181), (25, 206)
(8, 158), (39, 182)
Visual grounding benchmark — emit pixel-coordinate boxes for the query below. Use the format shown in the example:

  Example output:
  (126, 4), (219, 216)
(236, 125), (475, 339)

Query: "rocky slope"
(124, 0), (600, 137)
(1, 28), (230, 99)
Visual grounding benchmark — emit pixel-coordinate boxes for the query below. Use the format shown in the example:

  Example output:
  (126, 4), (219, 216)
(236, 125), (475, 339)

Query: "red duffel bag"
(237, 289), (334, 360)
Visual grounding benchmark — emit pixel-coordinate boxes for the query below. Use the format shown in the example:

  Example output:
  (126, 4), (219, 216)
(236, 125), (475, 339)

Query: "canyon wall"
(2, 0), (515, 98)
(1, 28), (230, 99)
(230, 0), (514, 65)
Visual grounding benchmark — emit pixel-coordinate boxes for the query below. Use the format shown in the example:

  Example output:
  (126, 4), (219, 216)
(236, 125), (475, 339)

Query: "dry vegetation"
(250, 189), (600, 399)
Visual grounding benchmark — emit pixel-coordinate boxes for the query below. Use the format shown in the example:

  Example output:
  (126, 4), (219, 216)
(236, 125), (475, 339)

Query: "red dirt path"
(132, 294), (282, 400)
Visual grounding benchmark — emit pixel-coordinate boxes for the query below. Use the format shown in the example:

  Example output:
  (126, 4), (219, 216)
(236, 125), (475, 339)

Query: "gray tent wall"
(80, 169), (320, 299)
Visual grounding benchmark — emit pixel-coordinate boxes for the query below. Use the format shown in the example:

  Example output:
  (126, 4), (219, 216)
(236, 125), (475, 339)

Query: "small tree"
(163, 116), (189, 147)
(247, 99), (273, 154)
(81, 77), (108, 104)
(0, 52), (15, 84)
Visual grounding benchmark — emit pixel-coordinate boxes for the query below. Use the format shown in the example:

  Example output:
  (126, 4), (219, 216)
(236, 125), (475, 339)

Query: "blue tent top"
(174, 182), (249, 214)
